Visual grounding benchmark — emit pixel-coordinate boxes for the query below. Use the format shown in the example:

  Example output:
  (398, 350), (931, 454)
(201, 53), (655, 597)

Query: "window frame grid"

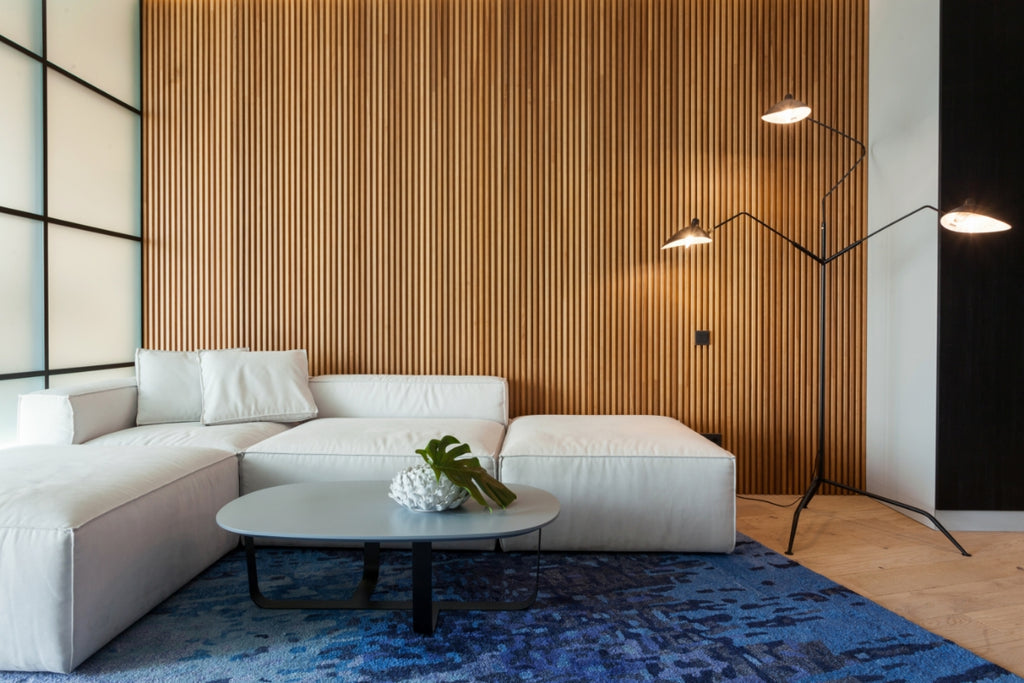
(0, 0), (142, 389)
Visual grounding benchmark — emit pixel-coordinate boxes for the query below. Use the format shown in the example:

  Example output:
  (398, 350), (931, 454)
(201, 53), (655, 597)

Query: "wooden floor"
(736, 495), (1024, 677)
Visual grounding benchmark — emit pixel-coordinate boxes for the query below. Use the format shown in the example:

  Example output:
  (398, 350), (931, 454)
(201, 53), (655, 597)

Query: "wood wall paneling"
(143, 0), (868, 495)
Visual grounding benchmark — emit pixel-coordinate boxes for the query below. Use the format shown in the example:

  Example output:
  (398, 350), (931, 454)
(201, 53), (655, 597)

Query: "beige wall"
(143, 0), (867, 494)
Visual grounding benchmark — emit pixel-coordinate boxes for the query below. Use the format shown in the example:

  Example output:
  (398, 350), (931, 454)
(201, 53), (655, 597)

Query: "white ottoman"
(0, 445), (238, 673)
(498, 415), (736, 552)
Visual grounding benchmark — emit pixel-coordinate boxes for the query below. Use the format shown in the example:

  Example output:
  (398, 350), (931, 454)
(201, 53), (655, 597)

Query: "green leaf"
(416, 435), (469, 478)
(417, 435), (517, 511)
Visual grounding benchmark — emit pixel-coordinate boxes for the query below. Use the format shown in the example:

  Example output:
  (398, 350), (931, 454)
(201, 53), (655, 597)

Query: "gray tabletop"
(216, 480), (560, 543)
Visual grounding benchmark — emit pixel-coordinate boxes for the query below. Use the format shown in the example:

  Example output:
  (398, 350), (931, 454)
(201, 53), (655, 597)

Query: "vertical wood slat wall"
(143, 0), (867, 495)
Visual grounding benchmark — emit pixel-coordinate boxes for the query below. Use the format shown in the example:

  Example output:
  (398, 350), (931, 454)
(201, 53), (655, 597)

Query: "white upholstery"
(240, 417), (504, 494)
(87, 421), (290, 453)
(199, 349), (318, 425)
(309, 375), (508, 424)
(134, 348), (203, 425)
(17, 379), (137, 445)
(498, 415), (736, 552)
(0, 445), (238, 673)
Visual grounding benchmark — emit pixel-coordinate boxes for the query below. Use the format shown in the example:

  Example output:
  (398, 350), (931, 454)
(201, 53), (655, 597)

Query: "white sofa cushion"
(500, 415), (726, 457)
(239, 417), (505, 494)
(86, 421), (290, 453)
(134, 349), (203, 425)
(0, 445), (238, 673)
(498, 415), (736, 552)
(17, 379), (138, 445)
(308, 375), (508, 424)
(199, 349), (318, 425)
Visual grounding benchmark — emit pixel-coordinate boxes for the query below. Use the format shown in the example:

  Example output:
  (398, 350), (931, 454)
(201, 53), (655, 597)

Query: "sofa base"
(0, 445), (239, 673)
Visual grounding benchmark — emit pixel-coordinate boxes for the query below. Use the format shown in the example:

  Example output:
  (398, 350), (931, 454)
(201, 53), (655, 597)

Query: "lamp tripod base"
(785, 476), (971, 557)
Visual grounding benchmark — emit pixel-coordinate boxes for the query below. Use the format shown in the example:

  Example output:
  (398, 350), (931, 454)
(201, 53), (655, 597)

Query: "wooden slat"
(143, 0), (868, 495)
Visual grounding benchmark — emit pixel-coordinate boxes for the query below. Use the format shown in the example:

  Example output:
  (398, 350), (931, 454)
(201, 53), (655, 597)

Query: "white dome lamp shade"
(940, 200), (1012, 233)
(661, 217), (713, 250)
(761, 94), (812, 125)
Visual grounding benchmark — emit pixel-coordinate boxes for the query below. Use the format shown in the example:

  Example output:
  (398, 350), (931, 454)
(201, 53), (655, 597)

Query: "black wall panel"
(937, 0), (1024, 509)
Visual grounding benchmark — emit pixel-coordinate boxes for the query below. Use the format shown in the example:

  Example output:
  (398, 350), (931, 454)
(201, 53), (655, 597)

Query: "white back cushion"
(134, 349), (202, 425)
(308, 375), (508, 424)
(199, 349), (318, 425)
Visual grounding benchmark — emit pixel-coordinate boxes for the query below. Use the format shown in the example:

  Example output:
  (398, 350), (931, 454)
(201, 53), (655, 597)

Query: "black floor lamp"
(662, 94), (1011, 556)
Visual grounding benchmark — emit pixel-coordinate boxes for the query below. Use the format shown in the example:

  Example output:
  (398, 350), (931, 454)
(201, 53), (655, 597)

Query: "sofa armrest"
(17, 379), (139, 445)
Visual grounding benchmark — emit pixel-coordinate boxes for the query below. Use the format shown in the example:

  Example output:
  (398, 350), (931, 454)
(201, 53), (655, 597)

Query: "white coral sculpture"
(389, 435), (517, 512)
(389, 464), (470, 512)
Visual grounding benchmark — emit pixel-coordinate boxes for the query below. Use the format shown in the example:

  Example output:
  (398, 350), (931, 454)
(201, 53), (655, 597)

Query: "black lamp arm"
(825, 204), (940, 264)
(808, 117), (868, 259)
(808, 117), (868, 203)
(710, 211), (821, 263)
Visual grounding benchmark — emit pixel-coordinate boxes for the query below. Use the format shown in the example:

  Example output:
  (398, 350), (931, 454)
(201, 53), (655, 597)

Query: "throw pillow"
(135, 349), (203, 425)
(199, 349), (318, 425)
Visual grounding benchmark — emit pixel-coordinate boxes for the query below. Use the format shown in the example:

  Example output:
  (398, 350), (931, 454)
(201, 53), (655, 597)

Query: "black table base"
(241, 533), (543, 634)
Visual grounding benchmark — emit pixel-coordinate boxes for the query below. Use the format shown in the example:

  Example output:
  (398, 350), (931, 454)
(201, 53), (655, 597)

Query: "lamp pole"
(662, 95), (1011, 557)
(792, 115), (970, 556)
(701, 205), (970, 556)
(787, 203), (971, 557)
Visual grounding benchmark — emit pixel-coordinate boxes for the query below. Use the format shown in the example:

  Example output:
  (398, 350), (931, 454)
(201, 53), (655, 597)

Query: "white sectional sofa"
(0, 349), (735, 672)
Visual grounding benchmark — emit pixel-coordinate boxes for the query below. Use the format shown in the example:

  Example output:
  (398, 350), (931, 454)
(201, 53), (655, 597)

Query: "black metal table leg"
(411, 542), (438, 634)
(241, 530), (546, 632)
(244, 537), (385, 609)
(350, 541), (381, 607)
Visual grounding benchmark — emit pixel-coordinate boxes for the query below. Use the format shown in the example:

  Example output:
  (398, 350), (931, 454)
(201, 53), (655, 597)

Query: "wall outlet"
(695, 330), (711, 346)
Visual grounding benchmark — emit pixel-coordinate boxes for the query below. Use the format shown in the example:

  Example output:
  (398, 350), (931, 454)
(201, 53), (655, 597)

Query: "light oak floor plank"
(737, 494), (1024, 677)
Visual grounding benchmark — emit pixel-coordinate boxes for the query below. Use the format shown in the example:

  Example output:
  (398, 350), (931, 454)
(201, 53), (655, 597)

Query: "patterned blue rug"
(4, 535), (1018, 682)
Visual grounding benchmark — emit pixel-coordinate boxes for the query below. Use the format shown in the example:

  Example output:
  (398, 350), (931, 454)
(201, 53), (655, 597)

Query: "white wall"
(866, 0), (941, 524)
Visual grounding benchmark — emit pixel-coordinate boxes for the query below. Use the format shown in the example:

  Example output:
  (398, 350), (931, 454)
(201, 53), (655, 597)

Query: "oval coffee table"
(216, 481), (559, 634)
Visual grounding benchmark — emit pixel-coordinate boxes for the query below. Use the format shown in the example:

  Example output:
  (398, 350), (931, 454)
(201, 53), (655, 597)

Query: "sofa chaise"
(0, 444), (237, 673)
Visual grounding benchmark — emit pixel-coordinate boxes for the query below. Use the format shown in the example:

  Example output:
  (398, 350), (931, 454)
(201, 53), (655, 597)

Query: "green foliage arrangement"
(416, 435), (517, 511)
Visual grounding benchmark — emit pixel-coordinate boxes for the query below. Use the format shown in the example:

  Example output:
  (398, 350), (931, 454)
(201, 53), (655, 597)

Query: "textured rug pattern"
(4, 535), (1019, 682)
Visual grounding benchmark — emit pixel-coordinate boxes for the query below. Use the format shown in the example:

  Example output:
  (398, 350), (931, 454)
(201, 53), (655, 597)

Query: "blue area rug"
(4, 535), (1018, 682)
